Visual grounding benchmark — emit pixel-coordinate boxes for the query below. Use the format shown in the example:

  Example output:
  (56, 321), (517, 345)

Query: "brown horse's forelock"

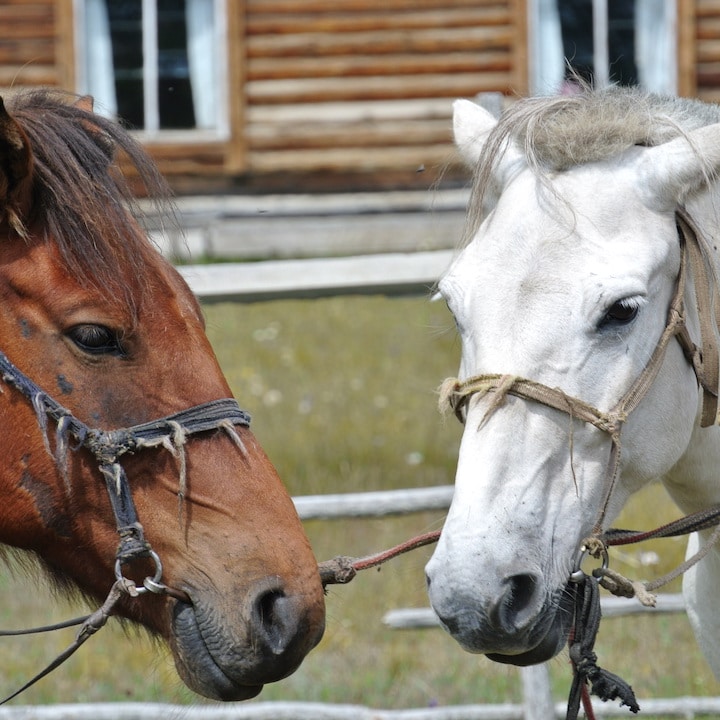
(4, 90), (176, 312)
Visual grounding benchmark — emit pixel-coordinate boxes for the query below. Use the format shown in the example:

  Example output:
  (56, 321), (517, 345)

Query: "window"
(76, 0), (227, 139)
(529, 0), (677, 96)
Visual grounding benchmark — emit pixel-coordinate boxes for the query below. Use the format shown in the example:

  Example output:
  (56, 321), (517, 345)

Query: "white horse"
(425, 87), (720, 678)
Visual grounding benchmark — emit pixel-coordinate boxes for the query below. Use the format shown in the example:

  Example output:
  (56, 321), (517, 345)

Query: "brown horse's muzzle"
(169, 577), (325, 701)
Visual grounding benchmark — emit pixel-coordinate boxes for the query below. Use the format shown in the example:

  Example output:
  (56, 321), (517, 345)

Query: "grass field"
(0, 295), (717, 715)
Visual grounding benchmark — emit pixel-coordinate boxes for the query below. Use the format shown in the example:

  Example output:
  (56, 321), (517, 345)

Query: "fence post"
(521, 664), (555, 720)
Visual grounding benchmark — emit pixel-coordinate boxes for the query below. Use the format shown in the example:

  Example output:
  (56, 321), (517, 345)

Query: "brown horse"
(0, 90), (324, 701)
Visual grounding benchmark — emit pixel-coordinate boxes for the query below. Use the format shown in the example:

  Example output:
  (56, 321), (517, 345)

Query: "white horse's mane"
(464, 87), (720, 243)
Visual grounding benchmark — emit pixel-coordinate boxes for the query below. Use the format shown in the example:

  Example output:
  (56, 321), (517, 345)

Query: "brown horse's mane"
(4, 89), (176, 306)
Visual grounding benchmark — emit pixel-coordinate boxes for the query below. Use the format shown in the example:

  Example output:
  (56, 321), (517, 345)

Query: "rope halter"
(438, 208), (720, 534)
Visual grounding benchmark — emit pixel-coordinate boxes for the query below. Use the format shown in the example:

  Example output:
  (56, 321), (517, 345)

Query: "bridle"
(436, 208), (720, 718)
(0, 347), (251, 703)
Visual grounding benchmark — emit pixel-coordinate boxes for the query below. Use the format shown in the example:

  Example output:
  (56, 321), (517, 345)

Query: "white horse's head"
(426, 90), (720, 666)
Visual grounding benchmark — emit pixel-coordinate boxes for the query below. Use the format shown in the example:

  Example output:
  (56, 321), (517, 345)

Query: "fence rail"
(1, 697), (720, 720)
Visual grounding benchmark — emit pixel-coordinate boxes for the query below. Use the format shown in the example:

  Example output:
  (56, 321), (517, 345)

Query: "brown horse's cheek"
(19, 469), (72, 539)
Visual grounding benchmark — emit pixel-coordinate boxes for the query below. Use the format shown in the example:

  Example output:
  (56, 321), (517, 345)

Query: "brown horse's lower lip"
(170, 600), (264, 701)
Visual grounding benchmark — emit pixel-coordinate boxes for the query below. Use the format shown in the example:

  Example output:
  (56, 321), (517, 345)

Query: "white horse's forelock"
(463, 87), (720, 247)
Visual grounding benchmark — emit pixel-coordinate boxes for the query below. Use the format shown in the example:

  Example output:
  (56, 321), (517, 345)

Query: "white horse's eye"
(598, 298), (640, 329)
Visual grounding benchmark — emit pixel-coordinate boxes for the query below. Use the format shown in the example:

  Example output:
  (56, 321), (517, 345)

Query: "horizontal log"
(698, 89), (720, 103)
(247, 26), (512, 58)
(247, 98), (455, 123)
(0, 66), (56, 86)
(247, 144), (456, 172)
(178, 251), (454, 302)
(247, 73), (510, 104)
(383, 595), (688, 630)
(247, 7), (508, 35)
(294, 485), (454, 519)
(697, 0), (720, 18)
(247, 118), (452, 151)
(697, 62), (720, 85)
(0, 40), (54, 65)
(0, 4), (54, 22)
(248, 0), (505, 11)
(248, 51), (510, 81)
(697, 39), (720, 62)
(696, 17), (720, 38)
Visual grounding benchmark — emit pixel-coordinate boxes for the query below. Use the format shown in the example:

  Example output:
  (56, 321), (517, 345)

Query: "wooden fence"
(0, 448), (716, 719)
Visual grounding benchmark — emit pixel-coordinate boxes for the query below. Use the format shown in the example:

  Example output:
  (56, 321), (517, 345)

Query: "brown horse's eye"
(66, 324), (126, 356)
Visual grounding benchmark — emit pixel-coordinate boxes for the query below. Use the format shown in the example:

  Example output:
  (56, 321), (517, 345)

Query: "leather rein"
(0, 349), (251, 703)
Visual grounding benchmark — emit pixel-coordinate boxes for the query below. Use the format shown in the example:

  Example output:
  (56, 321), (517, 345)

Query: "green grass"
(0, 295), (717, 714)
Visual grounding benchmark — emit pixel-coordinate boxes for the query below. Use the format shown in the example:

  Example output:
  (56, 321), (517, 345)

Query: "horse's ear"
(453, 99), (498, 168)
(74, 95), (95, 113)
(635, 123), (720, 210)
(0, 97), (33, 236)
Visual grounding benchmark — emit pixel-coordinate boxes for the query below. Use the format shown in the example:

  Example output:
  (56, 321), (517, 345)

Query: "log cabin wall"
(4, 1), (719, 193)
(0, 2), (68, 91)
(241, 0), (526, 191)
(696, 0), (720, 101)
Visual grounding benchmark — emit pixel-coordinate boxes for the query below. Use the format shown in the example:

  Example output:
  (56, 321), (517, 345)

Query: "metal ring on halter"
(569, 543), (609, 583)
(114, 549), (163, 596)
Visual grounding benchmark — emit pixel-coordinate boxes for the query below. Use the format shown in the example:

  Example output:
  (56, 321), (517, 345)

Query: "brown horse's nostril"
(254, 588), (301, 655)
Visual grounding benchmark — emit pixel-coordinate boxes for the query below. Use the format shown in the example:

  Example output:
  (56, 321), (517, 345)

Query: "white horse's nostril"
(489, 574), (541, 634)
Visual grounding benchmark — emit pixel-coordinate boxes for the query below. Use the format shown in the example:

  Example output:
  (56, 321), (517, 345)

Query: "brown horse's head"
(0, 90), (325, 701)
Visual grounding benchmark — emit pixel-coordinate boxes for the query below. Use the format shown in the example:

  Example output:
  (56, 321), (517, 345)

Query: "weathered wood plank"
(247, 7), (508, 35)
(0, 66), (56, 86)
(177, 250), (454, 303)
(248, 0), (504, 11)
(247, 98), (454, 123)
(247, 74), (509, 104)
(0, 40), (54, 65)
(246, 144), (455, 172)
(248, 51), (510, 81)
(247, 118), (452, 151)
(247, 26), (512, 58)
(698, 39), (720, 62)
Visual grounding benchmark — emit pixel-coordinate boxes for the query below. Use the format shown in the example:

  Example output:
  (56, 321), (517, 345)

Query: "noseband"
(439, 208), (719, 533)
(0, 348), (250, 583)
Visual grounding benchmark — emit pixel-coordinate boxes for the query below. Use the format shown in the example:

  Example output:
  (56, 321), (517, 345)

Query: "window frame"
(527, 0), (678, 96)
(73, 0), (230, 143)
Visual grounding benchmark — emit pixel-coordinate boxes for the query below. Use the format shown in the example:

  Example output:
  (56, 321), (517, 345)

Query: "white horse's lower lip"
(485, 585), (574, 666)
(434, 582), (574, 665)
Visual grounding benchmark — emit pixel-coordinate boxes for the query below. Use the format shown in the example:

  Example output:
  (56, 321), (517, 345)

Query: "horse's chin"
(486, 629), (565, 666)
(170, 601), (265, 701)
